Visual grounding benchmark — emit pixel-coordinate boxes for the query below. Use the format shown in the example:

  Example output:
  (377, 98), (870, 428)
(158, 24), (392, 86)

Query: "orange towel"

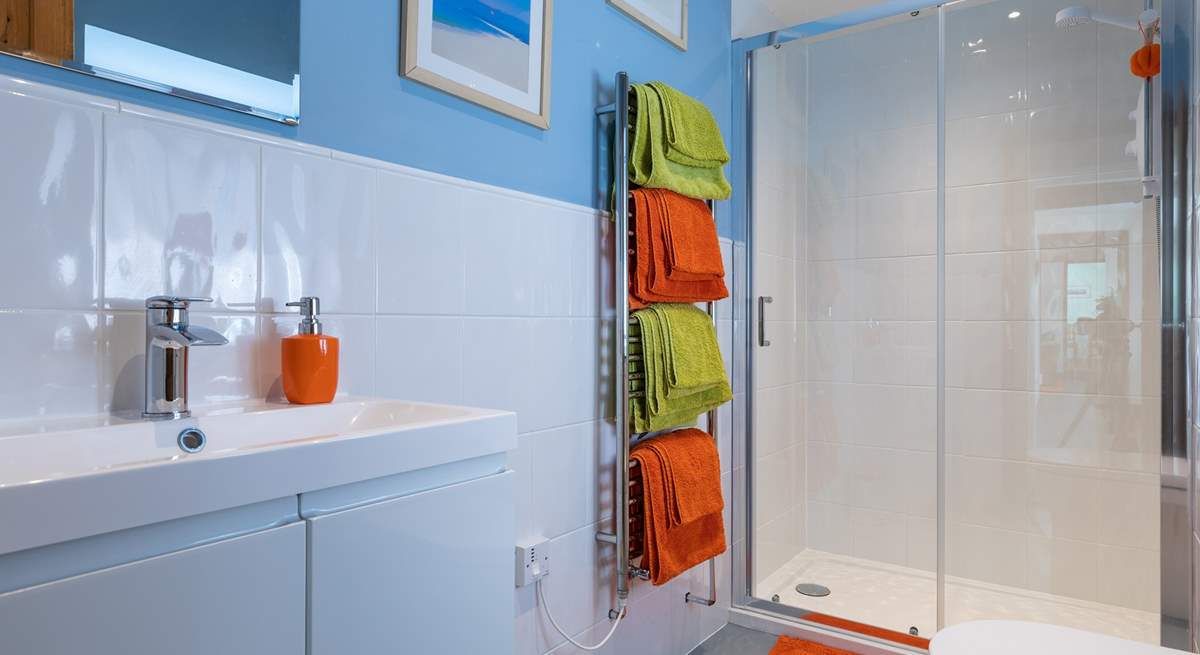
(768, 636), (859, 655)
(631, 428), (725, 585)
(638, 432), (724, 527)
(653, 189), (725, 282)
(629, 189), (728, 308)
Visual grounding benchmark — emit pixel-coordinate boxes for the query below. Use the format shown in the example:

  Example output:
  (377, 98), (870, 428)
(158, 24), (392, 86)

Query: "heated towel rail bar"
(594, 71), (721, 620)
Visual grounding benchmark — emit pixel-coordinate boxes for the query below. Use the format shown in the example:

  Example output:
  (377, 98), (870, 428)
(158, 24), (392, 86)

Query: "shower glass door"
(744, 0), (1167, 647)
(942, 0), (1161, 642)
(749, 7), (941, 640)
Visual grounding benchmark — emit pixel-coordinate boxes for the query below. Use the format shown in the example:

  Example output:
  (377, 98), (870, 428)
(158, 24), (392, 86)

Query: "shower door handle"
(758, 296), (773, 347)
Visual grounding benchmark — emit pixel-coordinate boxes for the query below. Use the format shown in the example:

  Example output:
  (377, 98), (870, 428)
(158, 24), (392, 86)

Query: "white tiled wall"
(752, 0), (1161, 615)
(0, 73), (730, 654)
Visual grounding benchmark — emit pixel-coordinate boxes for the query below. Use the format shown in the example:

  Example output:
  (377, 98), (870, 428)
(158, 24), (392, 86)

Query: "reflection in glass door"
(942, 0), (1161, 643)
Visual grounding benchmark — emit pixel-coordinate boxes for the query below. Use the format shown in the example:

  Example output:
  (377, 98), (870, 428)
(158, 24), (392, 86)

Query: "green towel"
(647, 81), (730, 169)
(629, 304), (732, 433)
(649, 304), (726, 399)
(629, 84), (732, 201)
(632, 388), (729, 433)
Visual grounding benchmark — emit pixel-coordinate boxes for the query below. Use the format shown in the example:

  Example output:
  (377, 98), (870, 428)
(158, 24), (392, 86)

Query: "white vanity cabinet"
(307, 471), (515, 655)
(0, 523), (306, 655)
(0, 398), (518, 655)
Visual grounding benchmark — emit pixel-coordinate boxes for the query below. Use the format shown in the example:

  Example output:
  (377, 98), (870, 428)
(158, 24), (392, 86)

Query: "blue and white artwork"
(431, 0), (532, 92)
(404, 0), (551, 128)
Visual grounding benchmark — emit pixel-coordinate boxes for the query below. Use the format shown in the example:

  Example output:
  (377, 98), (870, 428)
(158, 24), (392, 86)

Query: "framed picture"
(403, 0), (553, 129)
(608, 0), (687, 50)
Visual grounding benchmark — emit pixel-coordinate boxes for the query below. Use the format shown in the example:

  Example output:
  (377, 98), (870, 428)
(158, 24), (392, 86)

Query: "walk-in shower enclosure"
(729, 0), (1194, 650)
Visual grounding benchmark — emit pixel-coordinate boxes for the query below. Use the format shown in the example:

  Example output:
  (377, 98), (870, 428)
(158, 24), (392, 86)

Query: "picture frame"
(608, 0), (687, 50)
(402, 0), (553, 129)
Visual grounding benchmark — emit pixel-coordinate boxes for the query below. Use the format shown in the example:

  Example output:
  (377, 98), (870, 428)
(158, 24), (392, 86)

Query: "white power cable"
(536, 578), (624, 651)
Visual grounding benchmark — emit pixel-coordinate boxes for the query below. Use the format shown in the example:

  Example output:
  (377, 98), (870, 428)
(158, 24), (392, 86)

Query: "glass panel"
(749, 8), (941, 640)
(942, 0), (1161, 643)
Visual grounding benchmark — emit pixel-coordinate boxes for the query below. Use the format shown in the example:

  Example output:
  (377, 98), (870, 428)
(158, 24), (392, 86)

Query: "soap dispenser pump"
(281, 296), (339, 404)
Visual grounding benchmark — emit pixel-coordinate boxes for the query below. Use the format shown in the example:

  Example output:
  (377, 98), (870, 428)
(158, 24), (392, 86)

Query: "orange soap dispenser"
(282, 296), (339, 404)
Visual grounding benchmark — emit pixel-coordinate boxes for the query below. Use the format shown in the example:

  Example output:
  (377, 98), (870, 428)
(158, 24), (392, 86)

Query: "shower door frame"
(727, 1), (1195, 649)
(1159, 0), (1192, 649)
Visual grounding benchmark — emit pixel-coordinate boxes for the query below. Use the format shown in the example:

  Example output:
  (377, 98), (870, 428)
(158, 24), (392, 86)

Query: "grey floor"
(689, 624), (780, 654)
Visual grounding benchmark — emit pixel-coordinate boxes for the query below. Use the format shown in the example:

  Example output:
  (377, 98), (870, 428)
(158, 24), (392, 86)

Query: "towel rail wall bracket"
(594, 70), (722, 620)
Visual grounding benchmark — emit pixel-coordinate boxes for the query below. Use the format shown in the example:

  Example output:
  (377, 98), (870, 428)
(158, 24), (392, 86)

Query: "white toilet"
(930, 620), (1190, 655)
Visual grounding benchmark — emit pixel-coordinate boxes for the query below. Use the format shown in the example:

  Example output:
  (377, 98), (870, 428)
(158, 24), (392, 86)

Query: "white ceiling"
(731, 0), (891, 39)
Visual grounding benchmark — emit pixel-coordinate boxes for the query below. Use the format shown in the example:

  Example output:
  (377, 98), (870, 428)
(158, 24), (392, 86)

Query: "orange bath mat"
(768, 636), (860, 655)
(805, 613), (931, 649)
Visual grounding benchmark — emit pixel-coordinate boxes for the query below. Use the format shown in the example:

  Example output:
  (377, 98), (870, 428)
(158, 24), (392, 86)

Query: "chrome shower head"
(1055, 6), (1093, 28)
(1054, 6), (1155, 31)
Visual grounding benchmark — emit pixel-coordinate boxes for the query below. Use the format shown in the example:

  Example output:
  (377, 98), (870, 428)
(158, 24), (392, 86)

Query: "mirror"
(0, 0), (300, 124)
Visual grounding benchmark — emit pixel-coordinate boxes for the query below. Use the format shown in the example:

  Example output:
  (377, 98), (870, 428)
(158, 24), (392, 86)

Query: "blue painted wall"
(0, 0), (732, 211)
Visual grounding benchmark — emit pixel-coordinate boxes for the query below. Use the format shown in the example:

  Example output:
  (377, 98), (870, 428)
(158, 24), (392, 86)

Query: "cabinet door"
(0, 522), (306, 655)
(309, 471), (514, 655)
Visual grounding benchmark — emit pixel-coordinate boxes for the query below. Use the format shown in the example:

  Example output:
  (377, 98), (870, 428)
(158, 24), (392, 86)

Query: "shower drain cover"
(795, 583), (831, 597)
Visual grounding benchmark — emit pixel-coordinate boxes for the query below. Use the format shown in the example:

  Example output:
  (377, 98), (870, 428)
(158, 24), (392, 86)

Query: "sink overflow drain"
(178, 427), (206, 454)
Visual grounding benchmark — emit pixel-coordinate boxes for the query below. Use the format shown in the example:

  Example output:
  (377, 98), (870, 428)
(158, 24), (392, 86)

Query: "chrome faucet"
(143, 296), (229, 420)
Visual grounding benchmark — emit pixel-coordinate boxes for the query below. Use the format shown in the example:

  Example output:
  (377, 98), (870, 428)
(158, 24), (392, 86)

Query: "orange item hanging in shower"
(1131, 17), (1161, 79)
(1131, 43), (1160, 78)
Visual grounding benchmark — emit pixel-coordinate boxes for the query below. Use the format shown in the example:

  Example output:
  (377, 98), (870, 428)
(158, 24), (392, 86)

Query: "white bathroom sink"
(0, 398), (516, 556)
(0, 399), (489, 485)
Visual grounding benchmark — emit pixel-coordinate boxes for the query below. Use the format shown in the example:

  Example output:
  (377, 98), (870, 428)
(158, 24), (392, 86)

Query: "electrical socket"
(515, 538), (549, 587)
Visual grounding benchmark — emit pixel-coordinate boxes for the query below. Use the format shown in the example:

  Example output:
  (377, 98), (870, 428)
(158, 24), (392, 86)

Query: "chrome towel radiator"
(594, 71), (721, 620)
